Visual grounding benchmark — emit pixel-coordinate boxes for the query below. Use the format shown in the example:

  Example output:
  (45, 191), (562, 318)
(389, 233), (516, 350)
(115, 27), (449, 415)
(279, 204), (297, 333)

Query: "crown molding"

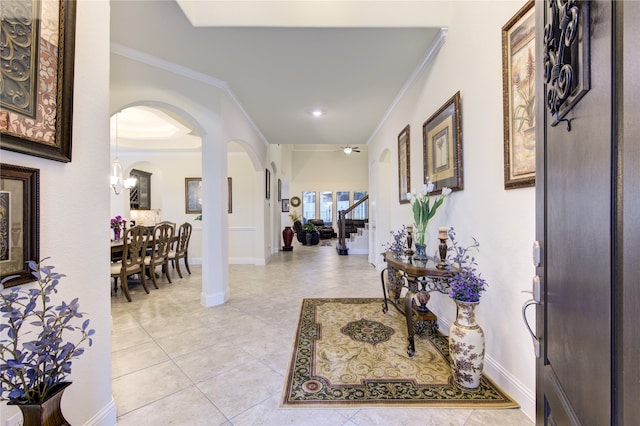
(366, 27), (448, 145)
(110, 43), (269, 147)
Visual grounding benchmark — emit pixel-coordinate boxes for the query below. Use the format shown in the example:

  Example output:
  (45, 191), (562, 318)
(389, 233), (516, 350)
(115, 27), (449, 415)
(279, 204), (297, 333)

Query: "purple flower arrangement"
(446, 228), (487, 303)
(382, 225), (407, 258)
(110, 215), (126, 230)
(0, 260), (95, 403)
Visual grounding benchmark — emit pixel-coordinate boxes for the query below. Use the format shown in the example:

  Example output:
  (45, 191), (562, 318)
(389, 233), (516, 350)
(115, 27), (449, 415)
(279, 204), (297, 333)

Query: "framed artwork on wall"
(1, 164), (39, 288)
(282, 198), (290, 213)
(185, 177), (202, 214)
(422, 91), (463, 194)
(398, 124), (411, 204)
(502, 0), (536, 189)
(265, 169), (271, 200)
(227, 177), (232, 214)
(277, 178), (282, 201)
(0, 0), (76, 162)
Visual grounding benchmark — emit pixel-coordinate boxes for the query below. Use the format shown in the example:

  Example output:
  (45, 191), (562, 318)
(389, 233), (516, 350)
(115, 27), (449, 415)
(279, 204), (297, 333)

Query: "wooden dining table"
(110, 233), (178, 261)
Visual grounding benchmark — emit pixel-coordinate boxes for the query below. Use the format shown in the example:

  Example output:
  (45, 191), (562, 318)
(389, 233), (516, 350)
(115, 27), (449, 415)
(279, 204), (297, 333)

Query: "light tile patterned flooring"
(111, 243), (533, 425)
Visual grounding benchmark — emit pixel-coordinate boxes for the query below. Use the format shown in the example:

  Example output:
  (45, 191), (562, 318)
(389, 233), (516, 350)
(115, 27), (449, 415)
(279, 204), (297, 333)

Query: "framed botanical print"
(185, 177), (202, 214)
(398, 124), (411, 204)
(422, 91), (463, 194)
(1, 163), (39, 288)
(502, 0), (536, 189)
(0, 0), (76, 162)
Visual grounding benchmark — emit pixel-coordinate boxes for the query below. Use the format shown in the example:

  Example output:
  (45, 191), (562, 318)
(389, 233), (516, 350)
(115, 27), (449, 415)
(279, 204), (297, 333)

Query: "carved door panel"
(536, 1), (612, 424)
(536, 1), (640, 424)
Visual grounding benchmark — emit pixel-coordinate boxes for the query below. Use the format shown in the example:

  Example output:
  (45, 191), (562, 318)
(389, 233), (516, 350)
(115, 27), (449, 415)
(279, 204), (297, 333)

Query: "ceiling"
(109, 1), (447, 153)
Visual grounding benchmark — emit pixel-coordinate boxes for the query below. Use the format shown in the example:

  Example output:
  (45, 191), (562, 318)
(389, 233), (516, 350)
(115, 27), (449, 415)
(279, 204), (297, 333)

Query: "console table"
(381, 251), (452, 357)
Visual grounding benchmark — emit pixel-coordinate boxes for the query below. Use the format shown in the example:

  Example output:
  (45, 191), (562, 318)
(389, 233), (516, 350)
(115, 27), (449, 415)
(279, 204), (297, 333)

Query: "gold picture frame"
(422, 91), (463, 194)
(0, 0), (76, 162)
(502, 0), (536, 189)
(398, 124), (411, 204)
(1, 163), (40, 288)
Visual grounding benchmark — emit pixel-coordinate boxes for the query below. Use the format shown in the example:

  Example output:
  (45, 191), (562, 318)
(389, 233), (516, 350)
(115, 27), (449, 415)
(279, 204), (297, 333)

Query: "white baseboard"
(228, 257), (257, 264)
(200, 291), (227, 307)
(437, 316), (535, 422)
(84, 398), (117, 426)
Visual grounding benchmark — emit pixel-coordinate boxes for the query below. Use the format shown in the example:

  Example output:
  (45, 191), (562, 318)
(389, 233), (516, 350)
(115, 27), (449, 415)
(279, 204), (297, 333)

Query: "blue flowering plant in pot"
(0, 259), (95, 412)
(445, 228), (488, 389)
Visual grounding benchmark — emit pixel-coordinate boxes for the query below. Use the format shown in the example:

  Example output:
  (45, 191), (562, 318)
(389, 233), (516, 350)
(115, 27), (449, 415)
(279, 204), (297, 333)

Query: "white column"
(200, 112), (230, 306)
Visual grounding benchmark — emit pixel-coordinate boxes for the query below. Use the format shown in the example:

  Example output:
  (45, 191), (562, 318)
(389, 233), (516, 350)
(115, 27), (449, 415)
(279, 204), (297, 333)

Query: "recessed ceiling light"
(310, 109), (324, 117)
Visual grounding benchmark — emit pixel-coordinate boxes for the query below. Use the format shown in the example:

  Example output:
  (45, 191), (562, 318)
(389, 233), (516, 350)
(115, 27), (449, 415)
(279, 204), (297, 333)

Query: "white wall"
(228, 150), (257, 263)
(368, 1), (536, 420)
(290, 149), (369, 227)
(0, 1), (115, 424)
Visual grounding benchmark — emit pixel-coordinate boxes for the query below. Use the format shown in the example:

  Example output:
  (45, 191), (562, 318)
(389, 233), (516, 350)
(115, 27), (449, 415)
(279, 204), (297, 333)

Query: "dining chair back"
(110, 225), (150, 302)
(144, 222), (175, 288)
(169, 222), (192, 278)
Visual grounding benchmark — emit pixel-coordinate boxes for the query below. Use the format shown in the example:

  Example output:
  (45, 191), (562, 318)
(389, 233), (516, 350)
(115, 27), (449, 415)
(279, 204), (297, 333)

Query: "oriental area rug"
(281, 298), (519, 408)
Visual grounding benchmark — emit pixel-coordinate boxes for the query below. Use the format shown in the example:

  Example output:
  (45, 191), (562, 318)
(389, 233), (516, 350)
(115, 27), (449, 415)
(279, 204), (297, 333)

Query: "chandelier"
(110, 113), (137, 195)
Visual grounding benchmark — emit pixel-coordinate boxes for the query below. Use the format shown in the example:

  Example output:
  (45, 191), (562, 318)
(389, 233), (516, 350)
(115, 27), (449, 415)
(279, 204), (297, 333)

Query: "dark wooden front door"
(535, 1), (640, 424)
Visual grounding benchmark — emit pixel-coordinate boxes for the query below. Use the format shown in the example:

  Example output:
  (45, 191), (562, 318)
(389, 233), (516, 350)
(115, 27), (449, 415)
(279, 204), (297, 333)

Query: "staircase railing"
(336, 194), (369, 255)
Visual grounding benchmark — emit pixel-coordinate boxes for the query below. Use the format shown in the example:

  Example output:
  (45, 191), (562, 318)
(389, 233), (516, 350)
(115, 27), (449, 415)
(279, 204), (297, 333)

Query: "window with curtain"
(302, 191), (316, 223)
(320, 191), (333, 225)
(353, 191), (367, 220)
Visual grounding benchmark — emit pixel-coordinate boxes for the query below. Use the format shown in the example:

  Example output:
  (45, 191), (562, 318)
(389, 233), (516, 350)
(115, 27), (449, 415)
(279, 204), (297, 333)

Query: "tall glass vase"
(448, 300), (485, 390)
(113, 227), (122, 241)
(413, 230), (428, 261)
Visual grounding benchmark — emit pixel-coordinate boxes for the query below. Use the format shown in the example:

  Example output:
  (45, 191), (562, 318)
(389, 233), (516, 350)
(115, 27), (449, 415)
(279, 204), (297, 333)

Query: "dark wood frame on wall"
(227, 177), (232, 214)
(1, 164), (40, 288)
(277, 178), (282, 201)
(502, 0), (536, 189)
(398, 124), (411, 204)
(185, 177), (202, 214)
(422, 91), (463, 194)
(0, 0), (76, 162)
(265, 169), (271, 200)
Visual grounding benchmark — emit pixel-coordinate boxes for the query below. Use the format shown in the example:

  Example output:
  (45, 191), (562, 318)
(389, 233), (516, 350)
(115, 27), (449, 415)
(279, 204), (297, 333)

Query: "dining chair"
(168, 222), (192, 278)
(144, 222), (175, 288)
(110, 225), (150, 302)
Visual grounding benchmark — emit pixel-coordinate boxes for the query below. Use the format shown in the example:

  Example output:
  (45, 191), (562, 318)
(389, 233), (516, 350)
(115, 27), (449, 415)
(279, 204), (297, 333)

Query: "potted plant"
(0, 259), (95, 425)
(288, 210), (301, 224)
(406, 180), (452, 260)
(445, 228), (487, 390)
(302, 223), (318, 245)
